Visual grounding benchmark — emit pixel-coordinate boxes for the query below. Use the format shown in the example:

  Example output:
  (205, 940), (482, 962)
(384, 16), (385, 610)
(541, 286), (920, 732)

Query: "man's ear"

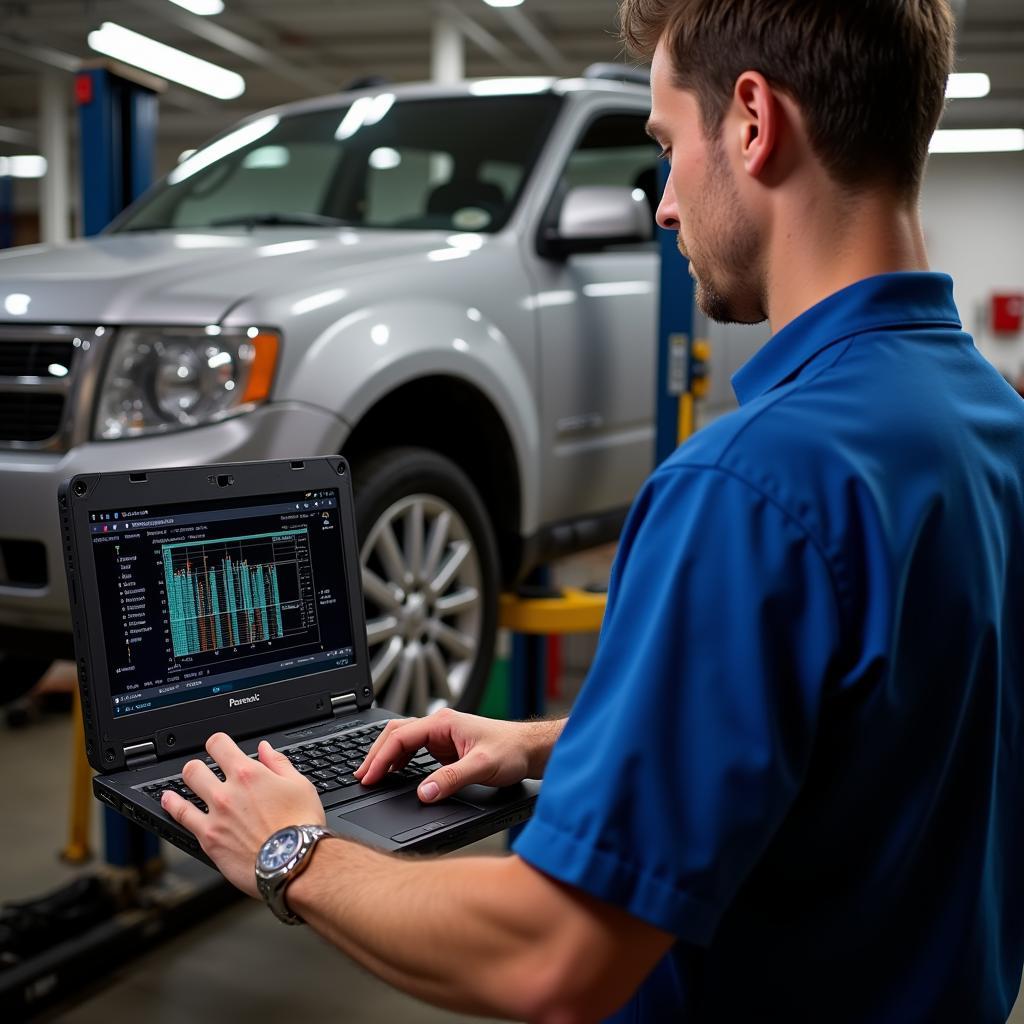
(733, 71), (778, 179)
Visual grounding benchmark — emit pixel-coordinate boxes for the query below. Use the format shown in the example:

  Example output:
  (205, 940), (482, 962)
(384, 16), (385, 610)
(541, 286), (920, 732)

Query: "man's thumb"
(418, 762), (464, 803)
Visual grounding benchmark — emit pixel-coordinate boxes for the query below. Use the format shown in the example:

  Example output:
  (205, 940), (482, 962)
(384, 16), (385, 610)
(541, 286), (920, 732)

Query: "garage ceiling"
(0, 0), (1022, 156)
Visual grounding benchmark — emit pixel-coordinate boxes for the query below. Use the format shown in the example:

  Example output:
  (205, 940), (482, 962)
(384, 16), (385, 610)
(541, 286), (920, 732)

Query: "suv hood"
(0, 229), (460, 325)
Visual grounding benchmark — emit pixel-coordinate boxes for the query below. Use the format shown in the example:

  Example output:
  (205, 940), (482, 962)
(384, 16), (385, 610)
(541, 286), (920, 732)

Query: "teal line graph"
(162, 529), (310, 658)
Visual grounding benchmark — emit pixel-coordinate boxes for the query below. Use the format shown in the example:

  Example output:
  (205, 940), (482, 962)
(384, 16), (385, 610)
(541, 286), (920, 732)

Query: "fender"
(272, 300), (539, 535)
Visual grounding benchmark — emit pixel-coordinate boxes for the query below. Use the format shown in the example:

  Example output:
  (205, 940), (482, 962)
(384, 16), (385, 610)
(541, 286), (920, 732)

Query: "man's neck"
(764, 186), (929, 333)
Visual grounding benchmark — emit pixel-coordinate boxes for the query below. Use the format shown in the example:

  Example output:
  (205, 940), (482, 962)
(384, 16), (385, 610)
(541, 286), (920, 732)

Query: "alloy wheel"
(360, 493), (483, 715)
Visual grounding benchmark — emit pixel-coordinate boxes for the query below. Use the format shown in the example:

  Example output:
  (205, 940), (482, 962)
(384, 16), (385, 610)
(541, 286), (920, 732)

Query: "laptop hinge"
(124, 741), (158, 769)
(330, 692), (358, 716)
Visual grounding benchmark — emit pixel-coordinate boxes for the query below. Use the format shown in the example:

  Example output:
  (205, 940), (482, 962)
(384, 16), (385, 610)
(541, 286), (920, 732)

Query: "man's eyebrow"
(645, 120), (665, 144)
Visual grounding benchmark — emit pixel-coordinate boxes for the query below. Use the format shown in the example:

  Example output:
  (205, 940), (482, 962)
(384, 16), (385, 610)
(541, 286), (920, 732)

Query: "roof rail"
(582, 63), (650, 88)
(343, 74), (390, 92)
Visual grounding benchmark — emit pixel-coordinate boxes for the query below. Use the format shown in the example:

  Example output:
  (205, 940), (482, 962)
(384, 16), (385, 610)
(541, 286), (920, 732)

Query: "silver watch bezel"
(255, 823), (333, 925)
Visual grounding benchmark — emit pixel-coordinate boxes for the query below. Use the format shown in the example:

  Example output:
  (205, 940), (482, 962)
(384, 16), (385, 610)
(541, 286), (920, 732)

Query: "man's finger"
(258, 740), (300, 778)
(357, 722), (429, 785)
(356, 718), (412, 777)
(161, 790), (207, 836)
(206, 732), (249, 777)
(181, 757), (221, 802)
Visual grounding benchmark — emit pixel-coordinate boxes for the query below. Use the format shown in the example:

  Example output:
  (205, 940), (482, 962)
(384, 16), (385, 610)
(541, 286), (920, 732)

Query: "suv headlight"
(95, 327), (280, 440)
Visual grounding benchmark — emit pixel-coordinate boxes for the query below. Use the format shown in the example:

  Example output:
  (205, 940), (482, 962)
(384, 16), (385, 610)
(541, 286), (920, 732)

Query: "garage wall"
(920, 151), (1024, 384)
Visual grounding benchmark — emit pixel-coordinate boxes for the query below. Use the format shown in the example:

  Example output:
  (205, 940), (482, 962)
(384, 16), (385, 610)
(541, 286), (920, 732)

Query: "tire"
(351, 447), (499, 716)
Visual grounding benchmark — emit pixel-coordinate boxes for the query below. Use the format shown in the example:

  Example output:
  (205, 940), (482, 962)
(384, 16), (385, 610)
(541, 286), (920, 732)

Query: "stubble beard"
(678, 142), (766, 326)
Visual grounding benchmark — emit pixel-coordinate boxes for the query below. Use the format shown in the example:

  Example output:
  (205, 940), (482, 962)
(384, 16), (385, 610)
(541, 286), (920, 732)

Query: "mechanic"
(161, 1), (1024, 1020)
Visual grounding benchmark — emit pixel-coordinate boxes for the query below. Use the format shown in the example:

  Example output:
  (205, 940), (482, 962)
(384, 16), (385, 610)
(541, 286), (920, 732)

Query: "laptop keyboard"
(138, 721), (441, 813)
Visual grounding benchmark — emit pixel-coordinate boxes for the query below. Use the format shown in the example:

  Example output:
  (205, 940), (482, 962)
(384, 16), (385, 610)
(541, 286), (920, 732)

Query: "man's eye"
(657, 149), (671, 163)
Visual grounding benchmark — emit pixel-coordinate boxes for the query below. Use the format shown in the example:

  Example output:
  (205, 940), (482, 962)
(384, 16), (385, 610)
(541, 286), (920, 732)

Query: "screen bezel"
(65, 458), (373, 771)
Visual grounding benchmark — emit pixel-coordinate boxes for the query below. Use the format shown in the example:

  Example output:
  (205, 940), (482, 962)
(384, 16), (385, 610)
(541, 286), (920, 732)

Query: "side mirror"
(543, 185), (653, 257)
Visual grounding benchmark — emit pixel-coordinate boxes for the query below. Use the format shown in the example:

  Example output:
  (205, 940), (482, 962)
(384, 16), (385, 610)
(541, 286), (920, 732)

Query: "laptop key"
(321, 783), (371, 807)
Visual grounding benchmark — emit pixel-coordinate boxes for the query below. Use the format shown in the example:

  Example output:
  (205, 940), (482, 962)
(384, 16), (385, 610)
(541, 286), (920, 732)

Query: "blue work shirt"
(513, 273), (1024, 1022)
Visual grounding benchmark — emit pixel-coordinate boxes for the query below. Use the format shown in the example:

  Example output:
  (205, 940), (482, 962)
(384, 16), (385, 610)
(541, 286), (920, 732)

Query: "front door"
(524, 112), (660, 525)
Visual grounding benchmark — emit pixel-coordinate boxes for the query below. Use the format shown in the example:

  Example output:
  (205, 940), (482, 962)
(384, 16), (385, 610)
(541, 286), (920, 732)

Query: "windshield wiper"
(208, 212), (349, 229)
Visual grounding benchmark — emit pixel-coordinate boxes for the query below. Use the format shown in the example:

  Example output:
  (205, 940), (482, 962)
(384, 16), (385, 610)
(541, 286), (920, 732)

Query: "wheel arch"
(342, 375), (524, 584)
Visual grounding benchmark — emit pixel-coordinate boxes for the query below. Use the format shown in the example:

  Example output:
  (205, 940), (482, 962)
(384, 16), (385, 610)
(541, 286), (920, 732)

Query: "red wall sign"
(992, 294), (1023, 335)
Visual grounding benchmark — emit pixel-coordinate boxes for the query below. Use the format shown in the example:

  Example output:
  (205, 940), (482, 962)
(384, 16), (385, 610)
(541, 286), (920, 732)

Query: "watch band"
(256, 824), (334, 925)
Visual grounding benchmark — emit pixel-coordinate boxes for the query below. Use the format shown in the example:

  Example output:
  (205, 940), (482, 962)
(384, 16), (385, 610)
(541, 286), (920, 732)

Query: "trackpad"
(338, 791), (478, 843)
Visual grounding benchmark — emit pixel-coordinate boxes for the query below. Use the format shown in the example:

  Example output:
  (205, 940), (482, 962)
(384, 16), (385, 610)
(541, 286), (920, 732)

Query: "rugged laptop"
(58, 457), (536, 863)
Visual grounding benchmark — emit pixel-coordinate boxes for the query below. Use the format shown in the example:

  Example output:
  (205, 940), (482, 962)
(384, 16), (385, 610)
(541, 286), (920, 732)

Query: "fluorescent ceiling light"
(168, 115), (279, 183)
(469, 77), (552, 95)
(929, 128), (1024, 154)
(87, 22), (245, 100)
(0, 155), (47, 178)
(945, 73), (990, 99)
(168, 0), (225, 14)
(482, 0), (525, 6)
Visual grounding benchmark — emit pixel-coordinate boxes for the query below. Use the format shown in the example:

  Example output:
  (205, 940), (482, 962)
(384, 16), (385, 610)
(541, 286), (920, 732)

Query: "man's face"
(648, 40), (766, 325)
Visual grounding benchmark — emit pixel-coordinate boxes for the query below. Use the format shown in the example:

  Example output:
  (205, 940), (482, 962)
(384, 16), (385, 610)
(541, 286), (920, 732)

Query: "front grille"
(0, 339), (75, 378)
(0, 328), (86, 448)
(0, 392), (66, 442)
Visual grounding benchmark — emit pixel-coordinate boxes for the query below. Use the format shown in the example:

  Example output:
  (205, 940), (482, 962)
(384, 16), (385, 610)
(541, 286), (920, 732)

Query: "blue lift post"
(654, 159), (699, 467)
(0, 171), (13, 249)
(76, 64), (161, 872)
(508, 568), (552, 722)
(76, 67), (158, 236)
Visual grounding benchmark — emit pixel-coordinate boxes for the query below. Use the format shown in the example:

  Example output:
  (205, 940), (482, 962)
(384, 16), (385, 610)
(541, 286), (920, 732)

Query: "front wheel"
(352, 448), (499, 716)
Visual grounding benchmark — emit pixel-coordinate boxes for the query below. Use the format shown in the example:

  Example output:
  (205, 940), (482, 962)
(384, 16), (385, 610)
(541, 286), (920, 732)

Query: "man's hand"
(160, 733), (325, 897)
(355, 709), (564, 803)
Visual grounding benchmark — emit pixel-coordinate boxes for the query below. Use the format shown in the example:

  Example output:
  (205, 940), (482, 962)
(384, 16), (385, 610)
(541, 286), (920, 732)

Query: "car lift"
(0, 64), (237, 1022)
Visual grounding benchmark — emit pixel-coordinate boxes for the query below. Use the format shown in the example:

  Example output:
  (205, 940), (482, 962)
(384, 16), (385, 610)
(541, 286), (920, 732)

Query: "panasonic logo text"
(229, 694), (260, 708)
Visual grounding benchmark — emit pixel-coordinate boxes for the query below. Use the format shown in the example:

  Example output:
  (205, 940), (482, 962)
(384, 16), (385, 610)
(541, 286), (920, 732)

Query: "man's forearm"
(525, 716), (567, 778)
(164, 733), (671, 1022)
(286, 843), (559, 1019)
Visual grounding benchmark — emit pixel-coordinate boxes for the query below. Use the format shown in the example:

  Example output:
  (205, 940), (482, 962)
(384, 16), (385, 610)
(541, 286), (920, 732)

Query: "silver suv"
(0, 75), (662, 715)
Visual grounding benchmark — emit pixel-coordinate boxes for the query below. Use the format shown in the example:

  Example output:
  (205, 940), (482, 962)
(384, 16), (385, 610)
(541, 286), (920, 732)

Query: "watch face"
(260, 827), (301, 871)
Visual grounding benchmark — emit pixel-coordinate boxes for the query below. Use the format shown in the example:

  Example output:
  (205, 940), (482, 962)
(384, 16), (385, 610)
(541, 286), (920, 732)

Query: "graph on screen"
(162, 529), (319, 659)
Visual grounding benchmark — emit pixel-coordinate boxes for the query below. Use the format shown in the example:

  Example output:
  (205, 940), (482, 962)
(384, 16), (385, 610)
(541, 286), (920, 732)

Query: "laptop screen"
(87, 488), (357, 719)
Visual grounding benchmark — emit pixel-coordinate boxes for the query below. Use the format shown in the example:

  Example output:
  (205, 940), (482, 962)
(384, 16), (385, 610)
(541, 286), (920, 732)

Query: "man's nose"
(656, 187), (679, 232)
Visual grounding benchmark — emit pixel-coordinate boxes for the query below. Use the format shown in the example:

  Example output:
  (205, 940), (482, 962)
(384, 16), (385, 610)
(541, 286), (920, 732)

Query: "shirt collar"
(731, 272), (961, 406)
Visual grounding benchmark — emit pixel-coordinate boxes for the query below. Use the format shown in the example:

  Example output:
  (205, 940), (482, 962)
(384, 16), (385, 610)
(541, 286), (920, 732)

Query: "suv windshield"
(114, 94), (562, 235)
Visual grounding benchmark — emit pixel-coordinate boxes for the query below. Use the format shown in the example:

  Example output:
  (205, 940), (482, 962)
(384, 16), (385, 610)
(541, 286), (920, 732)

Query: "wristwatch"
(255, 823), (335, 925)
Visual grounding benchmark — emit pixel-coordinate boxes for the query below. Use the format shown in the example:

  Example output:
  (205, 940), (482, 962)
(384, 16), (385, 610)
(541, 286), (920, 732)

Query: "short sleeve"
(512, 464), (842, 943)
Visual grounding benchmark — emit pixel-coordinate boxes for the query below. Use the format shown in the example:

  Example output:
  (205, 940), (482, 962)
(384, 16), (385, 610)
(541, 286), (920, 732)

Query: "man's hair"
(620, 0), (955, 196)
